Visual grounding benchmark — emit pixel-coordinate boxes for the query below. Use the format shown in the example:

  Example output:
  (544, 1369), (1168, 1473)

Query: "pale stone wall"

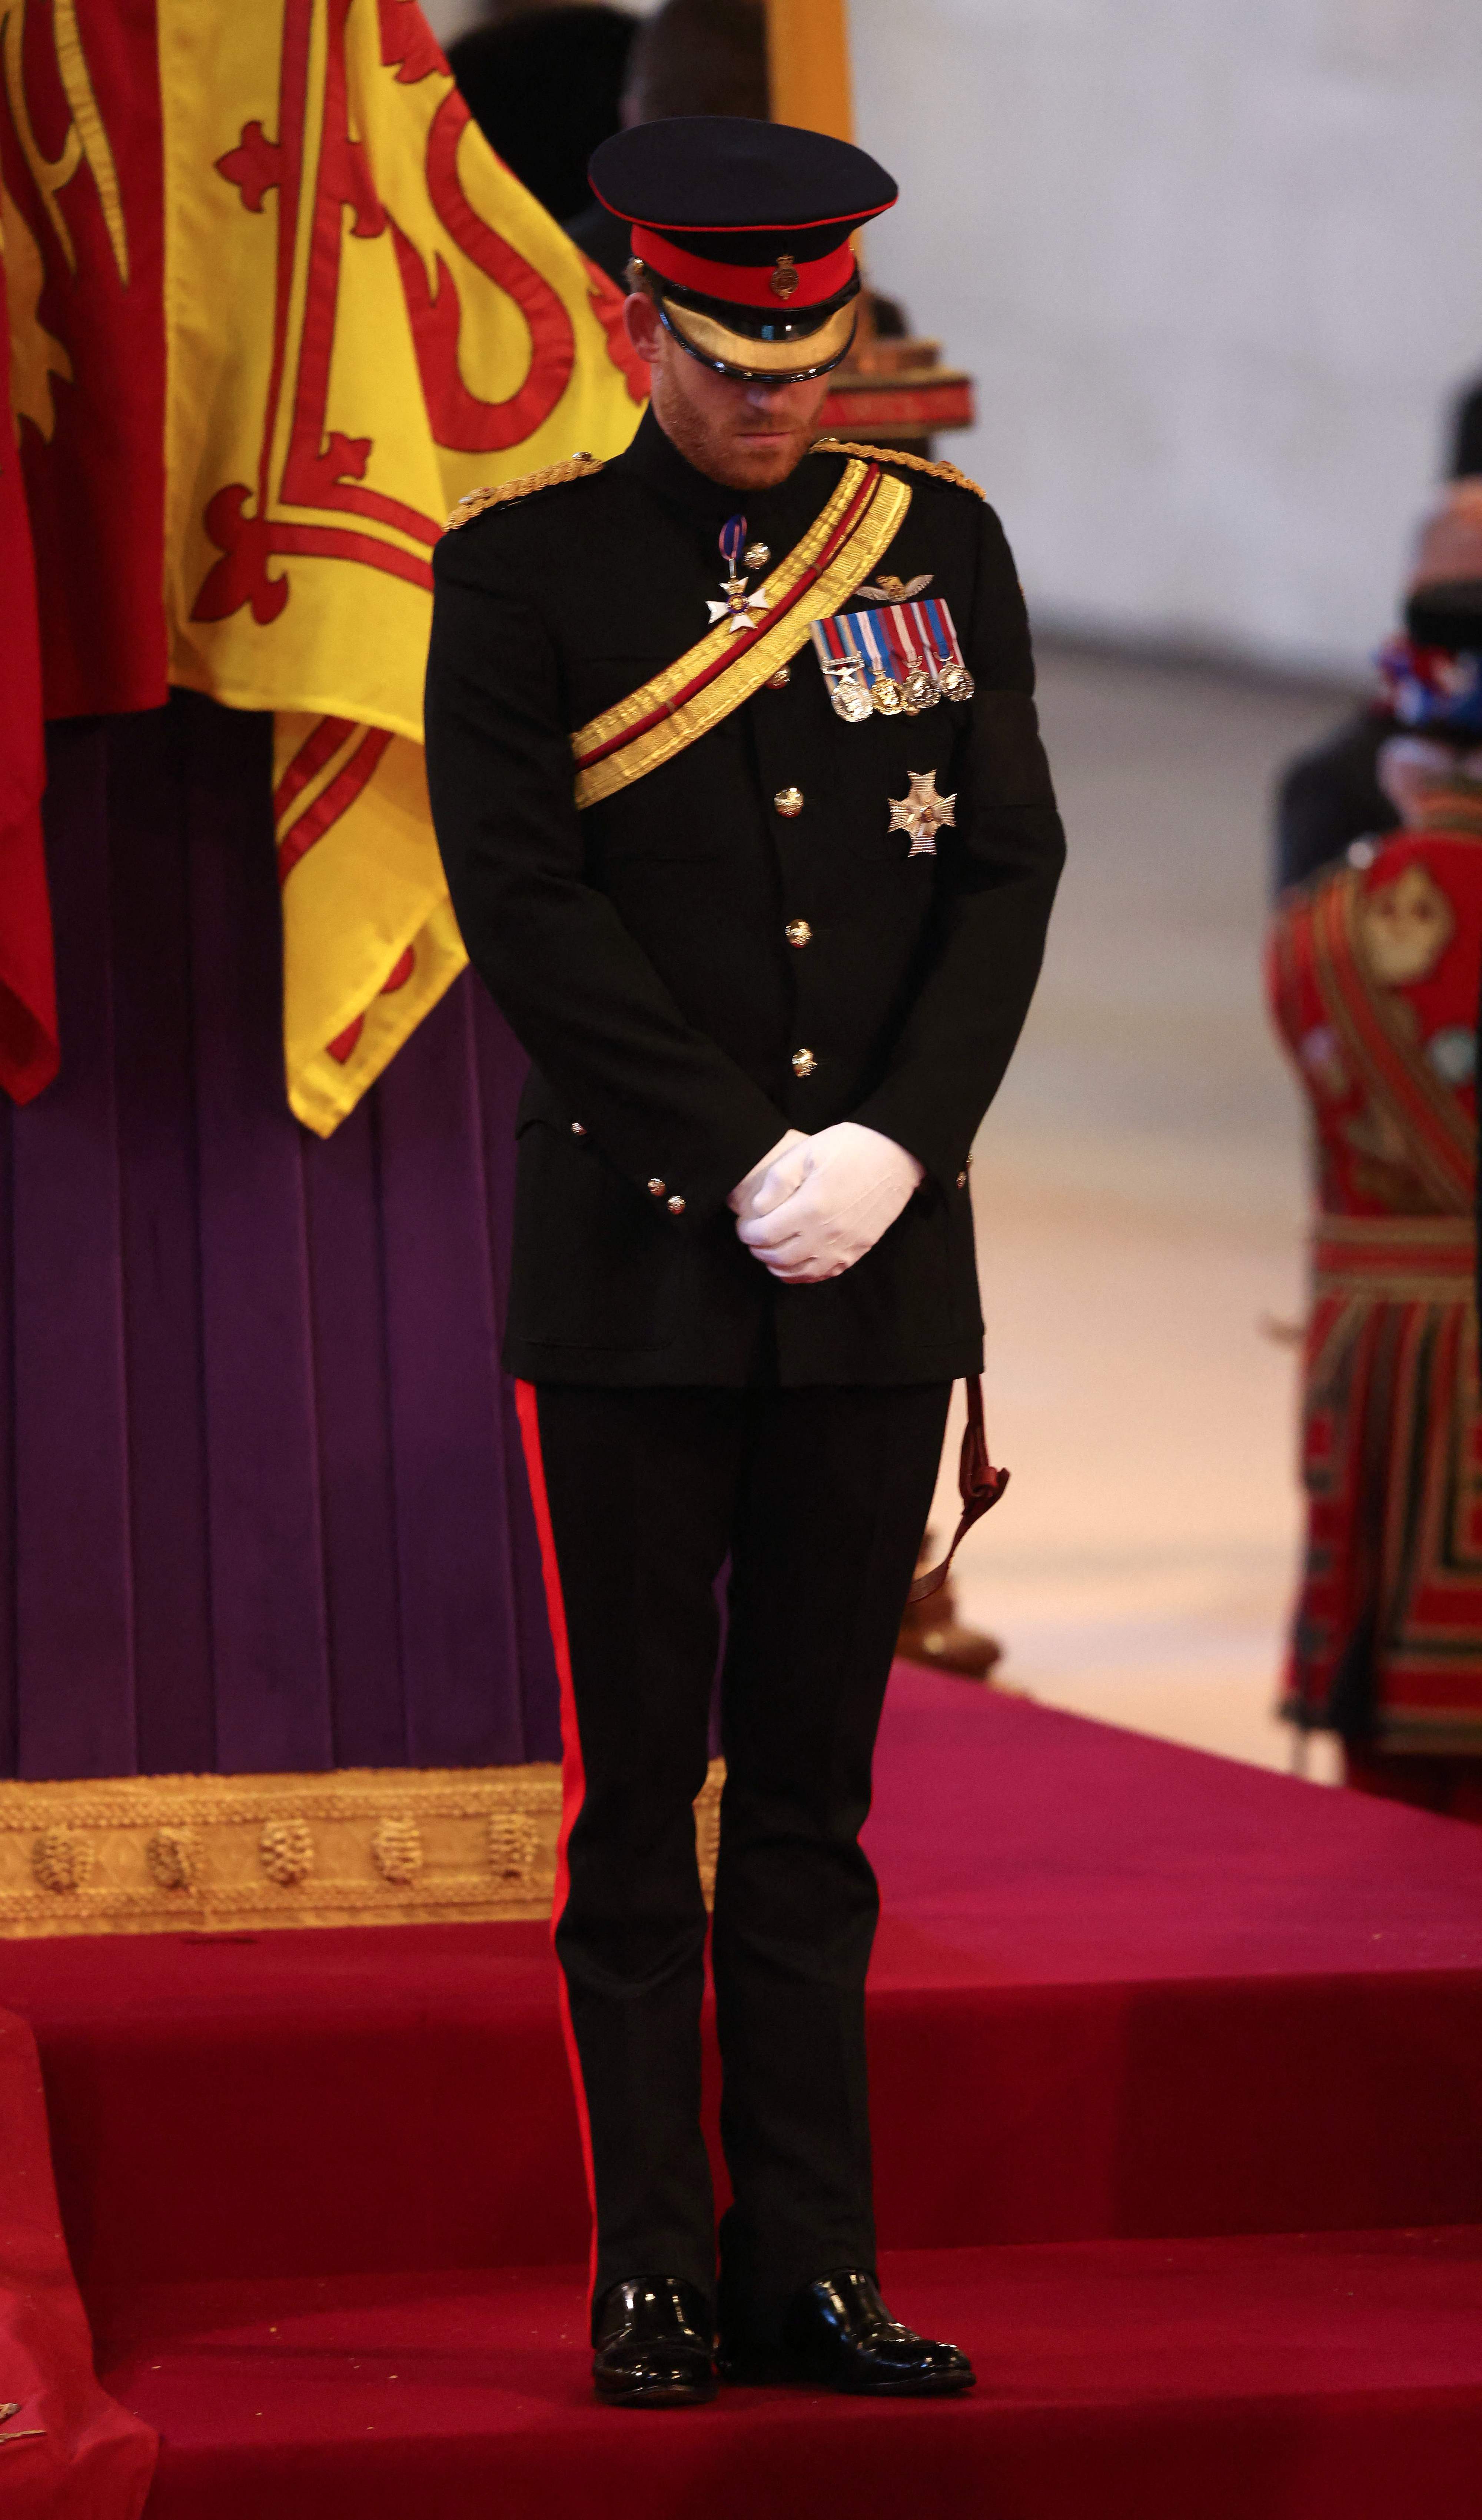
(850, 0), (1482, 674)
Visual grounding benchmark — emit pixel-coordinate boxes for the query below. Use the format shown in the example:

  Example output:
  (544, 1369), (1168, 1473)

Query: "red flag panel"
(1, 0), (167, 718)
(0, 249), (57, 1105)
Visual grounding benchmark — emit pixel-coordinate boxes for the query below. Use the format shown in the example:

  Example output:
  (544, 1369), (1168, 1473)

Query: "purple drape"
(0, 694), (559, 1780)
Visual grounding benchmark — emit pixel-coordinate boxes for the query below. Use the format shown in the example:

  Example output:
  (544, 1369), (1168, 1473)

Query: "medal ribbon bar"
(811, 597), (971, 720)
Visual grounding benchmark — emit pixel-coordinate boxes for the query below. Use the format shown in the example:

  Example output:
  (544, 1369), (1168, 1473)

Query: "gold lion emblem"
(1358, 861), (1455, 986)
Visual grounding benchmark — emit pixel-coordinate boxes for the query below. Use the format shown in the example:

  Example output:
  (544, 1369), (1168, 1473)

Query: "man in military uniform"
(425, 117), (1064, 2408)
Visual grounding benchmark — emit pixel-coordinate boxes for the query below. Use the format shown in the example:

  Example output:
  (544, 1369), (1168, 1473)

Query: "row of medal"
(810, 598), (976, 724)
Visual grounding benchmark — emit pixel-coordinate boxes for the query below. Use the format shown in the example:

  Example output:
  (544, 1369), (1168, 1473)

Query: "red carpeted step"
(2, 1677), (1480, 2300)
(93, 2231), (1482, 2520)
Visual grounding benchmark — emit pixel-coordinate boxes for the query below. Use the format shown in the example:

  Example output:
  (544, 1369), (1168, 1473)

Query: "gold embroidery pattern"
(1358, 860), (1455, 986)
(371, 1814), (423, 1886)
(694, 1785), (721, 1885)
(487, 1811), (539, 1879)
(146, 1825), (201, 1892)
(0, 1761), (725, 1936)
(814, 438), (987, 502)
(31, 1827), (90, 1894)
(572, 462), (912, 808)
(260, 1817), (315, 1887)
(445, 453), (604, 530)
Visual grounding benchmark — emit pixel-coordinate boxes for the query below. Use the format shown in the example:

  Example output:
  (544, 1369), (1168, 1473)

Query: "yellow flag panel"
(161, 0), (645, 1131)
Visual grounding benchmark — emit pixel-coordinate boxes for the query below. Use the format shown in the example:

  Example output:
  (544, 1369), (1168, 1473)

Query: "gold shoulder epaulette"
(814, 439), (986, 503)
(445, 452), (605, 531)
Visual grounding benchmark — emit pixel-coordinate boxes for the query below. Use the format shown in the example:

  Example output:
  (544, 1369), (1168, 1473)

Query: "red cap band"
(629, 226), (857, 311)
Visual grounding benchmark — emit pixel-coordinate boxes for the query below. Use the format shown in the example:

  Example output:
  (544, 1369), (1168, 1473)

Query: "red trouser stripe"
(514, 1379), (598, 2299)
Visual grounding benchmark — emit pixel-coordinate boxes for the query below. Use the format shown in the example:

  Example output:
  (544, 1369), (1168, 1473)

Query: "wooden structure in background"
(766, 0), (975, 448)
(818, 333), (975, 446)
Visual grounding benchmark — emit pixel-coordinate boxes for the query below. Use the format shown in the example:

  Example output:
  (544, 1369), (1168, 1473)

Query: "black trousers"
(520, 1379), (951, 2341)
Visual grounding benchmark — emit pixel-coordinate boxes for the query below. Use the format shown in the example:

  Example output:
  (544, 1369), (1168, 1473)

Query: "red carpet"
(0, 2010), (155, 2519)
(3, 1669), (1481, 2516)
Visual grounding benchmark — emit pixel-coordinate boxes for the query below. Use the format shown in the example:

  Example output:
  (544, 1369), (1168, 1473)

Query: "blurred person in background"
(621, 0), (768, 119)
(1452, 375), (1482, 484)
(447, 6), (637, 226)
(565, 0), (771, 282)
(1269, 492), (1482, 1818)
(1275, 401), (1482, 891)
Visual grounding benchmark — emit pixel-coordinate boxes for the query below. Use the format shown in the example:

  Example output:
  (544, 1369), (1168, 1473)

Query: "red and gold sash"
(570, 457), (911, 808)
(1312, 1212), (1475, 1303)
(1307, 866), (1474, 1213)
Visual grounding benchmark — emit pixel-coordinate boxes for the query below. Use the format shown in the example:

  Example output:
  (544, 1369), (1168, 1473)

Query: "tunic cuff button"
(647, 1177), (666, 1197)
(791, 1047), (817, 1078)
(666, 1194), (686, 1216)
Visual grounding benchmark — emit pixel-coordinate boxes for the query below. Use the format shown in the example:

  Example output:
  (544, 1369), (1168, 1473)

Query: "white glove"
(735, 1122), (925, 1282)
(728, 1129), (809, 1218)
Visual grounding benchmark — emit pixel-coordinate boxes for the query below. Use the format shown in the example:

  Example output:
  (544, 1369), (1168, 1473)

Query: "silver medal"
(901, 661), (938, 715)
(831, 672), (875, 724)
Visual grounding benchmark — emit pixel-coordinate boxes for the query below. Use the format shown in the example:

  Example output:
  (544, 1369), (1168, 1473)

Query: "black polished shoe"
(591, 2274), (717, 2407)
(722, 2269), (975, 2397)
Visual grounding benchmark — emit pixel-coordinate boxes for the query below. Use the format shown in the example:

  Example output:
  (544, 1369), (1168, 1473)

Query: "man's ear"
(622, 290), (663, 366)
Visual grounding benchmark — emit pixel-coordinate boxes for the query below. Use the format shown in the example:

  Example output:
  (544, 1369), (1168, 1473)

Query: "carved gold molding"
(0, 1762), (725, 1939)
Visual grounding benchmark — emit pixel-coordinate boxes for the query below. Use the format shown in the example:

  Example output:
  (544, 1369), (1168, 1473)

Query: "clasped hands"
(727, 1124), (925, 1283)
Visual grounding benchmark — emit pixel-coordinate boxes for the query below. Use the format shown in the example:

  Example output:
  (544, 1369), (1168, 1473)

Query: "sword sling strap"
(908, 1374), (1009, 1604)
(569, 457), (912, 807)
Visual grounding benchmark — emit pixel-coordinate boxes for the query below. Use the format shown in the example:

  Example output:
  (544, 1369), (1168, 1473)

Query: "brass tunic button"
(785, 918), (812, 948)
(957, 1171), (967, 1188)
(666, 1194), (686, 1216)
(774, 786), (804, 817)
(571, 1121), (587, 1137)
(745, 541), (771, 571)
(791, 1047), (817, 1078)
(766, 664), (791, 691)
(647, 1177), (666, 1197)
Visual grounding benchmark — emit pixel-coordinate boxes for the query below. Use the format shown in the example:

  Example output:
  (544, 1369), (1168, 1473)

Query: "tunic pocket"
(510, 1117), (682, 1352)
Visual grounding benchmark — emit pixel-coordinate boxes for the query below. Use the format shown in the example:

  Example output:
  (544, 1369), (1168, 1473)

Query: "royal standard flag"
(2, 0), (645, 1130)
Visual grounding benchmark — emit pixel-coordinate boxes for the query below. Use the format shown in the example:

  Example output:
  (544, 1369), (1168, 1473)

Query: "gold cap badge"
(770, 254), (800, 301)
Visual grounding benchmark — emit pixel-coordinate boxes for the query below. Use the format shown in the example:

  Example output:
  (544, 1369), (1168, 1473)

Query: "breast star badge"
(888, 768), (956, 857)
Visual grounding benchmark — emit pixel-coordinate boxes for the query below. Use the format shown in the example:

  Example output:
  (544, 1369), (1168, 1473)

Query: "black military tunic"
(425, 409), (1064, 2338)
(426, 408), (1065, 1387)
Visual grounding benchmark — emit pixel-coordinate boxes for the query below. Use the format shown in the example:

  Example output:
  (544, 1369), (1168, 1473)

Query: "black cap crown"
(589, 117), (897, 380)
